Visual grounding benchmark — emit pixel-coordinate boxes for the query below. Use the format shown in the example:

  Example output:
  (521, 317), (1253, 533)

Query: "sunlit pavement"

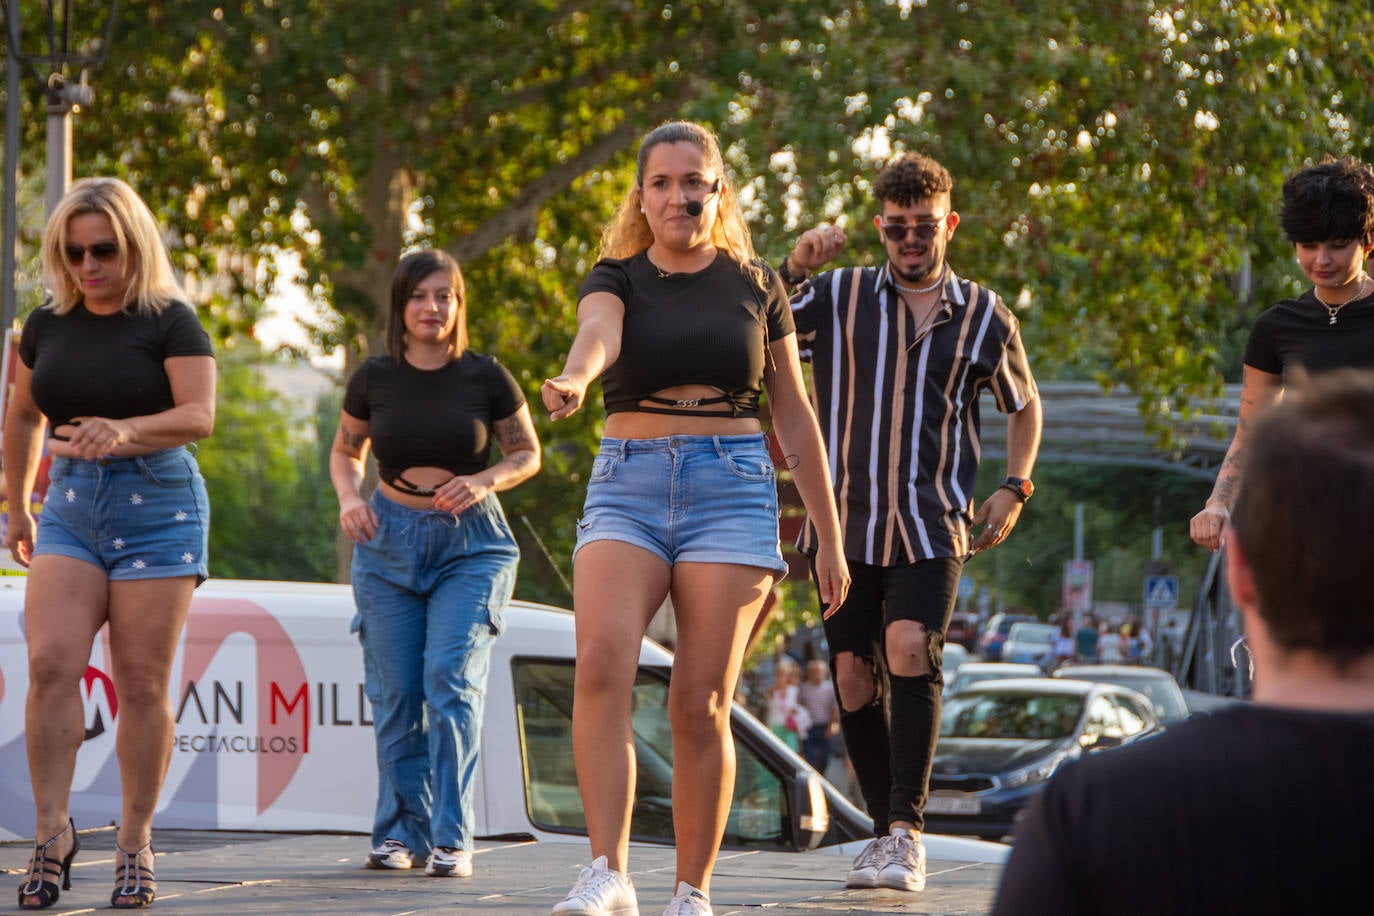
(3, 828), (1003, 915)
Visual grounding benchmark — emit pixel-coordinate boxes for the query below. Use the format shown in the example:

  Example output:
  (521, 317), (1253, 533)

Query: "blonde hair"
(42, 177), (186, 316)
(600, 120), (766, 288)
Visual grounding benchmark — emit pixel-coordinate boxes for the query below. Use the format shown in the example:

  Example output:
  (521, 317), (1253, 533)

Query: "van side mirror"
(791, 769), (831, 850)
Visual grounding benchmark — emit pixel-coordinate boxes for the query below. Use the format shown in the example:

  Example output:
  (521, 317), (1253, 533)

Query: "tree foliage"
(195, 352), (338, 581)
(3, 1), (1372, 604)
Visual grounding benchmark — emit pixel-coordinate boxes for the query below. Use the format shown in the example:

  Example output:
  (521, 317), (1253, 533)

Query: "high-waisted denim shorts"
(574, 433), (787, 579)
(36, 447), (210, 584)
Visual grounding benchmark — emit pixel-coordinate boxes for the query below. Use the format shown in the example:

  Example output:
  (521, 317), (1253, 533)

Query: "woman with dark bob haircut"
(330, 248), (541, 879)
(1191, 156), (1374, 551)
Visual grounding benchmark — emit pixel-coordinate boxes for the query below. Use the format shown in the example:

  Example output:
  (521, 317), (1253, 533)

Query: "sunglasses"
(878, 218), (946, 243)
(63, 240), (120, 264)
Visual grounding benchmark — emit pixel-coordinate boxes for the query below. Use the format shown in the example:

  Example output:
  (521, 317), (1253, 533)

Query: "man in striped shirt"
(779, 152), (1042, 893)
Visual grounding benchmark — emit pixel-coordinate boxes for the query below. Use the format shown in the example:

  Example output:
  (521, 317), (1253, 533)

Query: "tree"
(194, 351), (338, 581)
(4, 1), (1372, 602)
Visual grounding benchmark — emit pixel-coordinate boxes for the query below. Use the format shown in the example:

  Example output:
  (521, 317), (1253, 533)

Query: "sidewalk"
(3, 828), (1003, 915)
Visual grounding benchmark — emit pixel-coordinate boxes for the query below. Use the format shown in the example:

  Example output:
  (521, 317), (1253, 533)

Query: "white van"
(0, 578), (1003, 863)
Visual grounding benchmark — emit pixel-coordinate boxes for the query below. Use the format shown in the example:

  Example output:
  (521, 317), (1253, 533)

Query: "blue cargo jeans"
(350, 490), (518, 854)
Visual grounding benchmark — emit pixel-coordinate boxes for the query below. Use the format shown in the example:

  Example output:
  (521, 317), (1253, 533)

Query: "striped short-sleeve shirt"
(791, 263), (1038, 565)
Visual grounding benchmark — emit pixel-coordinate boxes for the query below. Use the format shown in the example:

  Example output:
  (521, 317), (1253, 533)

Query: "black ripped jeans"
(818, 557), (962, 835)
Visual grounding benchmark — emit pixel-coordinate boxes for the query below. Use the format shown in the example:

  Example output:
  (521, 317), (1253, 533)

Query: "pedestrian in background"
(541, 120), (849, 916)
(331, 248), (541, 879)
(798, 658), (841, 772)
(7, 177), (216, 909)
(1073, 614), (1099, 663)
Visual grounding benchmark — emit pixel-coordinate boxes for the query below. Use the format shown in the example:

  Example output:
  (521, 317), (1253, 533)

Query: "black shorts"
(817, 556), (964, 660)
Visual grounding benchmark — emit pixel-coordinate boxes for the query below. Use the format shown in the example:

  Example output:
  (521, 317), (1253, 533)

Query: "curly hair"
(1279, 156), (1374, 244)
(873, 153), (954, 208)
(599, 120), (765, 288)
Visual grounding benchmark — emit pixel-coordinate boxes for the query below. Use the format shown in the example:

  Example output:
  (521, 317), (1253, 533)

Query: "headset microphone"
(684, 180), (722, 218)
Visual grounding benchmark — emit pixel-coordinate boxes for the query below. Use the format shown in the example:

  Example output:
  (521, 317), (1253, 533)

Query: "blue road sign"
(1144, 575), (1179, 609)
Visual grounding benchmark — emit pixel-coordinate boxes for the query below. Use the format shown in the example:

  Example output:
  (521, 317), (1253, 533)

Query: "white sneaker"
(845, 836), (890, 888)
(552, 855), (640, 915)
(425, 846), (472, 877)
(663, 881), (712, 916)
(875, 828), (926, 892)
(366, 838), (413, 870)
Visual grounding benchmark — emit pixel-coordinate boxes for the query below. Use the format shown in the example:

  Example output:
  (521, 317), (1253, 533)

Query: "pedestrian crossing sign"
(1144, 575), (1178, 609)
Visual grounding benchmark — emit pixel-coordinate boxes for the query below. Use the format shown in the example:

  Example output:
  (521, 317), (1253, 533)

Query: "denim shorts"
(36, 447), (210, 584)
(574, 433), (787, 579)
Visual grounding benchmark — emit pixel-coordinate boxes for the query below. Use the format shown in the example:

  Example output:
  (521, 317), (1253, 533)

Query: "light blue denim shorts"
(36, 447), (210, 584)
(574, 433), (787, 579)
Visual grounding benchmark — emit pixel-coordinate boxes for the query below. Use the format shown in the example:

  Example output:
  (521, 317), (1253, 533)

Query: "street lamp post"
(1, 0), (118, 329)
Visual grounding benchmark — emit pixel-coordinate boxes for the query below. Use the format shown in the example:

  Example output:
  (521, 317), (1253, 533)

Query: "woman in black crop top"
(541, 121), (850, 915)
(4, 178), (216, 909)
(1191, 157), (1374, 552)
(329, 249), (540, 878)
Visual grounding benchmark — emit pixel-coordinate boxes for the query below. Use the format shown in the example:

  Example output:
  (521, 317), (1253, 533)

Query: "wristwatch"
(1001, 476), (1034, 502)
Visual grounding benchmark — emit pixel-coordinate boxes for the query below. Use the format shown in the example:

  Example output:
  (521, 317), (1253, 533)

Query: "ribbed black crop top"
(579, 251), (795, 417)
(342, 352), (526, 485)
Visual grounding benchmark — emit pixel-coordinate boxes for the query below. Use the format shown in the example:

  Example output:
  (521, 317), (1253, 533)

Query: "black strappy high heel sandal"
(111, 841), (157, 909)
(17, 818), (79, 910)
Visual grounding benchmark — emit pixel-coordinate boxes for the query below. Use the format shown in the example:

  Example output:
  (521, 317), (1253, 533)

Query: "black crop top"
(342, 352), (526, 484)
(19, 300), (215, 428)
(579, 251), (795, 417)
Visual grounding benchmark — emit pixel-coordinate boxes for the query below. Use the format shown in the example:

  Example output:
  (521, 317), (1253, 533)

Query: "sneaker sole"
(875, 872), (926, 892)
(845, 872), (878, 889)
(366, 858), (413, 870)
(426, 868), (472, 878)
(551, 904), (640, 915)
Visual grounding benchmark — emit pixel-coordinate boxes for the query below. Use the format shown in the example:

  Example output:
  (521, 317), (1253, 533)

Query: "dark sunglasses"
(63, 240), (120, 264)
(878, 218), (945, 243)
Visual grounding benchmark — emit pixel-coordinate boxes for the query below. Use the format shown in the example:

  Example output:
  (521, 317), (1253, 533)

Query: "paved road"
(3, 828), (1003, 915)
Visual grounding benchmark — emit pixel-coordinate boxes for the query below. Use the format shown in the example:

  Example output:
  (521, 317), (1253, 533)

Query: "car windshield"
(940, 692), (1084, 740)
(1009, 624), (1054, 644)
(1075, 673), (1187, 720)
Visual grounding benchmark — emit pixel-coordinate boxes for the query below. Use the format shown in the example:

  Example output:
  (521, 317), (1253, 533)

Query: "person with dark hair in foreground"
(1191, 156), (1374, 551)
(779, 152), (1042, 893)
(995, 369), (1374, 915)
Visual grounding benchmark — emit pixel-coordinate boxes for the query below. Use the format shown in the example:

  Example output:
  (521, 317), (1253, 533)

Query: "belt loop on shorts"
(617, 438), (629, 461)
(711, 435), (726, 458)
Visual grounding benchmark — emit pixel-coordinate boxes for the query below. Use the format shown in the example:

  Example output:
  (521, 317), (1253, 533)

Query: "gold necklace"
(1314, 274), (1369, 325)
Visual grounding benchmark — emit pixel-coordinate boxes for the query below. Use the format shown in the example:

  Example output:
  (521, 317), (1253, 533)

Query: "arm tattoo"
(495, 416), (534, 453)
(341, 427), (367, 450)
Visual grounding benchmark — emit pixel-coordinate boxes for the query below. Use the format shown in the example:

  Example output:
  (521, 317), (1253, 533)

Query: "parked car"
(977, 612), (1033, 661)
(946, 612), (980, 651)
(945, 661), (1044, 697)
(1052, 664), (1191, 723)
(925, 678), (1161, 839)
(1001, 621), (1057, 668)
(0, 578), (1007, 863)
(940, 643), (973, 698)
